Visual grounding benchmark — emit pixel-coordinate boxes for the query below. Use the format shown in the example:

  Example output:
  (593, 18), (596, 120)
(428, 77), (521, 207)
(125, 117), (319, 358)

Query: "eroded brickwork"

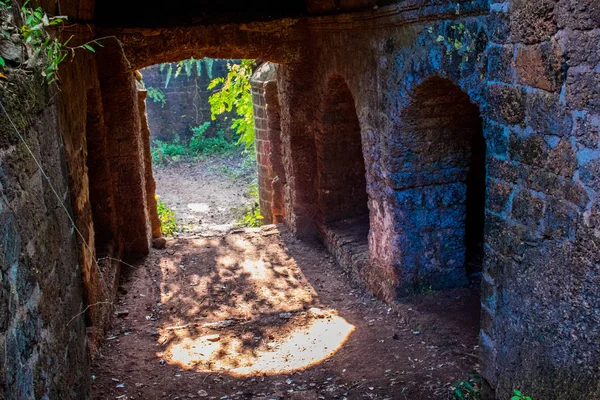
(252, 63), (286, 225)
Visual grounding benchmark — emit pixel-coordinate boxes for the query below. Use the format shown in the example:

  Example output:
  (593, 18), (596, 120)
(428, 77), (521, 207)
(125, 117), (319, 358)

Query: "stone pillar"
(137, 82), (162, 239)
(95, 39), (152, 258)
(277, 62), (320, 237)
(251, 62), (285, 224)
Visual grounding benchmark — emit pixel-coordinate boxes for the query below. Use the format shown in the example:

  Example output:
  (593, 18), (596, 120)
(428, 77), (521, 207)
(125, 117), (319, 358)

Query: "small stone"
(152, 237), (167, 249)
(0, 38), (21, 64)
(197, 390), (208, 397)
(204, 334), (220, 342)
(114, 310), (129, 318)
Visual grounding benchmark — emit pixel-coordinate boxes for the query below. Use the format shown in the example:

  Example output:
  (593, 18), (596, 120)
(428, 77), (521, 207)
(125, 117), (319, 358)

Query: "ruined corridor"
(1, 0), (600, 399)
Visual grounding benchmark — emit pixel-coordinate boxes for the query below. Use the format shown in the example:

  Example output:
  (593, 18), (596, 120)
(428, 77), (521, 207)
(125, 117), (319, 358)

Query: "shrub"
(189, 122), (237, 155)
(452, 374), (481, 399)
(511, 390), (532, 400)
(235, 181), (264, 228)
(156, 197), (177, 236)
(151, 136), (187, 165)
(208, 59), (255, 152)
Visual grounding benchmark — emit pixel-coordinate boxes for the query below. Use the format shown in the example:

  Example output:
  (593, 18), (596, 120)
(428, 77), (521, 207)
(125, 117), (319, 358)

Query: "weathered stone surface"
(566, 70), (600, 111)
(516, 40), (564, 92)
(0, 37), (21, 64)
(555, 0), (600, 30)
(487, 84), (525, 125)
(510, 0), (558, 44)
(487, 44), (514, 84)
(573, 112), (600, 149)
(0, 74), (90, 398)
(559, 29), (600, 67)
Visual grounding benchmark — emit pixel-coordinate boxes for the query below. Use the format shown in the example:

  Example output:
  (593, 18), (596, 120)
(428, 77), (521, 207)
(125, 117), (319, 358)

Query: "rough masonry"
(0, 0), (599, 399)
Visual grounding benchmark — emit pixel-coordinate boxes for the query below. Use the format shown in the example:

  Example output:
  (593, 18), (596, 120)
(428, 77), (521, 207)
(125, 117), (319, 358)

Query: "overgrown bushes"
(151, 121), (240, 165)
(156, 196), (177, 236)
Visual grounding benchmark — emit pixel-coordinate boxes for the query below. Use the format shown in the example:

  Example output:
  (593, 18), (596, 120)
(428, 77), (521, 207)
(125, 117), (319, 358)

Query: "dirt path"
(91, 227), (481, 400)
(154, 154), (256, 235)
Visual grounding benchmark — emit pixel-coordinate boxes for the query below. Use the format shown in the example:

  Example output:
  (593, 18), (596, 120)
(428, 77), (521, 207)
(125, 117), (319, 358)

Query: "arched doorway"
(313, 75), (370, 279)
(394, 77), (486, 291)
(315, 75), (368, 228)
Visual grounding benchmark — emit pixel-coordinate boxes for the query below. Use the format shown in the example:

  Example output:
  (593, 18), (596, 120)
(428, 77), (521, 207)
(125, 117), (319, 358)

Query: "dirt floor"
(154, 154), (256, 235)
(91, 155), (481, 399)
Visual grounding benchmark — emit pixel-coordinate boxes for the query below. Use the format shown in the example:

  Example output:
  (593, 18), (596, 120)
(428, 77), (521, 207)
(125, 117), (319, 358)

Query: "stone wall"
(276, 1), (600, 398)
(1, 0), (599, 398)
(0, 73), (90, 398)
(479, 0), (600, 398)
(0, 16), (161, 397)
(141, 60), (232, 143)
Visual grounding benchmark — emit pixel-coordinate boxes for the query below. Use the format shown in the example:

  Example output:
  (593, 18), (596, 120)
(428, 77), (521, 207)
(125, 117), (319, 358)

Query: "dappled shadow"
(92, 226), (480, 399)
(154, 228), (355, 376)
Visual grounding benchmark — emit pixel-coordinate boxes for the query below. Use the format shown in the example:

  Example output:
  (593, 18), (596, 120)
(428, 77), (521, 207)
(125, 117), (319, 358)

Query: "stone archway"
(391, 76), (486, 293)
(313, 74), (371, 282)
(315, 75), (368, 229)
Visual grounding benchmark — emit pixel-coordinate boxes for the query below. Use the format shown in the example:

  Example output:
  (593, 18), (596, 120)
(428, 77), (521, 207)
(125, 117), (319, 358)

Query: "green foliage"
(151, 123), (240, 164)
(235, 181), (264, 228)
(511, 390), (532, 400)
(151, 136), (187, 165)
(452, 374), (481, 399)
(190, 122), (237, 155)
(3, 1), (101, 83)
(147, 86), (166, 107)
(208, 59), (255, 152)
(20, 2), (67, 83)
(160, 57), (215, 88)
(156, 197), (178, 236)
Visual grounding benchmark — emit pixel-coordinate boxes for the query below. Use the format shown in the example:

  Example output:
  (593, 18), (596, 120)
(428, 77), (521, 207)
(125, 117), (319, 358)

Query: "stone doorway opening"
(141, 58), (263, 237)
(315, 75), (370, 283)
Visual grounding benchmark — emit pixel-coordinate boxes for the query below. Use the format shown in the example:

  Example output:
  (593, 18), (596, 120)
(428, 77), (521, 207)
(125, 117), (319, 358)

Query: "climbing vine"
(0, 0), (101, 84)
(159, 57), (215, 88)
(207, 59), (255, 152)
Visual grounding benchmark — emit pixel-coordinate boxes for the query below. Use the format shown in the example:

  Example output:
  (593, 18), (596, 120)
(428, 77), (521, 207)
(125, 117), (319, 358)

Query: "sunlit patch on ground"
(154, 233), (356, 376)
(163, 308), (354, 376)
(187, 203), (211, 213)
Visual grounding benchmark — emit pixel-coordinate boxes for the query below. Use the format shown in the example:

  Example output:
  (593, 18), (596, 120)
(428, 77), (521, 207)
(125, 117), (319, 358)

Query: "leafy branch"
(207, 59), (255, 152)
(146, 86), (166, 107)
(0, 0), (101, 84)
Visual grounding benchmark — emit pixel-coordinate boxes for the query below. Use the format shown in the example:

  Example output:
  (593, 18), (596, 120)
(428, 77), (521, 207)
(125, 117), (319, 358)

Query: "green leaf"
(0, 56), (5, 68)
(83, 43), (95, 52)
